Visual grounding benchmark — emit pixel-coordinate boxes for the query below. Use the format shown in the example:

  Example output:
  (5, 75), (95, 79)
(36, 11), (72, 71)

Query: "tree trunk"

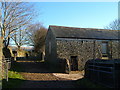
(6, 37), (10, 48)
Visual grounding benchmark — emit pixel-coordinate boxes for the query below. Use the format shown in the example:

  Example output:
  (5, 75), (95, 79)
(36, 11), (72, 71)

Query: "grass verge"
(2, 62), (25, 88)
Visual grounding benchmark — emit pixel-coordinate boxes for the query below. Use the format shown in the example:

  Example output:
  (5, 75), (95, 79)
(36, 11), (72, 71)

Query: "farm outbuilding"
(45, 25), (120, 73)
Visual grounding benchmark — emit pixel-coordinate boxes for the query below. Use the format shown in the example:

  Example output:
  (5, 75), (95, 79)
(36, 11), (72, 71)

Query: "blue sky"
(33, 2), (118, 29)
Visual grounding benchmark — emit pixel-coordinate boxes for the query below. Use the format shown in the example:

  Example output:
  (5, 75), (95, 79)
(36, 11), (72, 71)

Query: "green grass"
(2, 62), (25, 88)
(8, 71), (24, 80)
(76, 78), (109, 89)
(2, 70), (25, 88)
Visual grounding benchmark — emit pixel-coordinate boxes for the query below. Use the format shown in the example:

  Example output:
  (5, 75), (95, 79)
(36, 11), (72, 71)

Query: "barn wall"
(111, 41), (120, 59)
(56, 39), (120, 71)
(56, 39), (102, 71)
(45, 29), (57, 66)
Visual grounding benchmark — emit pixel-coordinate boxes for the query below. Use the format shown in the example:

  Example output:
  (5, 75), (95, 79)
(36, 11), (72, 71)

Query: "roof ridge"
(49, 25), (118, 31)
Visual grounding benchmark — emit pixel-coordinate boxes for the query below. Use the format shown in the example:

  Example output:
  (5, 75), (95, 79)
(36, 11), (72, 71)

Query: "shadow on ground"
(4, 59), (86, 88)
(2, 78), (85, 88)
(2, 78), (24, 88)
(2, 75), (106, 88)
(11, 59), (55, 73)
(5, 58), (110, 89)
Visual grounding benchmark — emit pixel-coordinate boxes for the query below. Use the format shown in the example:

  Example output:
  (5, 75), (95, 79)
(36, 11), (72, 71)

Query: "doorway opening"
(101, 42), (108, 59)
(70, 56), (78, 71)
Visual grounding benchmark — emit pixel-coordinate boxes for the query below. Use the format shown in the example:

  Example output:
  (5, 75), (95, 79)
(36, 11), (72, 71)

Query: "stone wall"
(111, 41), (120, 59)
(45, 29), (58, 69)
(56, 39), (101, 71)
(56, 39), (120, 71)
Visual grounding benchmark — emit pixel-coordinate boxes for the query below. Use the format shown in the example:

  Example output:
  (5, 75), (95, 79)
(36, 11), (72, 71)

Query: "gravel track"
(16, 60), (83, 88)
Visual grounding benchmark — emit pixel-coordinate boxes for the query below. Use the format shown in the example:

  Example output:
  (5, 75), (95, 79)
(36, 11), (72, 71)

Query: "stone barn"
(45, 25), (120, 73)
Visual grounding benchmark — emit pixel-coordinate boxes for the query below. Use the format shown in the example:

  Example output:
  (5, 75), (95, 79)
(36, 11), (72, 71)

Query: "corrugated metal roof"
(49, 25), (119, 40)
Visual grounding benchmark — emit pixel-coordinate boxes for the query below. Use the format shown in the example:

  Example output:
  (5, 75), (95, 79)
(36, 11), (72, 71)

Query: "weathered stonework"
(56, 39), (120, 71)
(56, 39), (102, 70)
(46, 37), (120, 72)
(111, 41), (120, 59)
(45, 29), (58, 70)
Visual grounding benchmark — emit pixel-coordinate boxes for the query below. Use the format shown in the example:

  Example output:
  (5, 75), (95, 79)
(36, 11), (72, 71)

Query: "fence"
(85, 59), (120, 88)
(2, 58), (11, 82)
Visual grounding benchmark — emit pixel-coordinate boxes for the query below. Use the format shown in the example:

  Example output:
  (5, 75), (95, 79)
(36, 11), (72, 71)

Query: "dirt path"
(15, 60), (83, 88)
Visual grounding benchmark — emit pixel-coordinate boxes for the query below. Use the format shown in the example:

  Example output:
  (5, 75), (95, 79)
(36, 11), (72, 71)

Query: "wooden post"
(42, 52), (45, 60)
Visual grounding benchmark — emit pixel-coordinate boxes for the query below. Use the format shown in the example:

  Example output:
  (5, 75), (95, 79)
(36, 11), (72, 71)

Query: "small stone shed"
(45, 25), (120, 72)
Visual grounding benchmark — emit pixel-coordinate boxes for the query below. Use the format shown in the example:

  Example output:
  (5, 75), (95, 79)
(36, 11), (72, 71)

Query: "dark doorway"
(70, 56), (78, 71)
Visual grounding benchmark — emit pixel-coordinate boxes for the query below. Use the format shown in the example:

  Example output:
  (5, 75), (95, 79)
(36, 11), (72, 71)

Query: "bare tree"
(27, 23), (47, 53)
(0, 1), (35, 48)
(11, 26), (29, 49)
(27, 23), (43, 46)
(105, 19), (120, 30)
